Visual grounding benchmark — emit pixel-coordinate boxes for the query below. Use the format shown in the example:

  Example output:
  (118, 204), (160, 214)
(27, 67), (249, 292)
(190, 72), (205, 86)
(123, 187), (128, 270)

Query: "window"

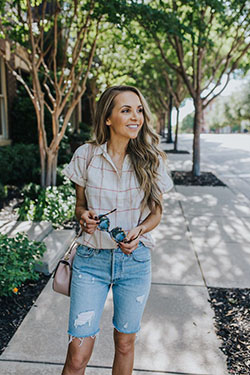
(0, 57), (8, 140)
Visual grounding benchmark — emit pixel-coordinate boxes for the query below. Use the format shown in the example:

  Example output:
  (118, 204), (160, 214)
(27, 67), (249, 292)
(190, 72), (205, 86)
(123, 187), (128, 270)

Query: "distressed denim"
(68, 241), (151, 340)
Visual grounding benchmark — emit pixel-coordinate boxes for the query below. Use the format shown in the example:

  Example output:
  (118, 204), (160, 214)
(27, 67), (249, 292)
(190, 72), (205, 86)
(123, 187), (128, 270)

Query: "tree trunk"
(35, 102), (46, 187)
(52, 149), (58, 186)
(88, 79), (98, 124)
(160, 112), (166, 137)
(166, 90), (173, 143)
(192, 98), (202, 176)
(45, 148), (59, 187)
(46, 151), (53, 187)
(174, 106), (180, 152)
(155, 115), (161, 134)
(39, 139), (46, 187)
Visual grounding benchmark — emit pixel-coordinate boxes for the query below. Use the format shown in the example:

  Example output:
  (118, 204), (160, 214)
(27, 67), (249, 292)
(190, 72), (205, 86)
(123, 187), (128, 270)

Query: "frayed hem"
(113, 327), (140, 343)
(114, 325), (140, 336)
(68, 332), (99, 347)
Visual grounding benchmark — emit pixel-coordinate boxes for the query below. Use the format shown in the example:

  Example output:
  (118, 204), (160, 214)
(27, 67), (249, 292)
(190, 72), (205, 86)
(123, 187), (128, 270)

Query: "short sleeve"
(62, 144), (89, 187)
(157, 157), (174, 194)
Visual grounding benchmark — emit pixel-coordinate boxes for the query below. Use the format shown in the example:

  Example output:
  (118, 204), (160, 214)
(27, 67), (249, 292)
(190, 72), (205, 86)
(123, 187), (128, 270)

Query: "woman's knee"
(114, 330), (136, 355)
(66, 336), (95, 371)
(67, 349), (87, 371)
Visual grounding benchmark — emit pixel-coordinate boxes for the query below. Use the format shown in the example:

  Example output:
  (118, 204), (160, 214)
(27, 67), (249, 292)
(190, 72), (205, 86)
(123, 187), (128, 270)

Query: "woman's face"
(106, 91), (144, 142)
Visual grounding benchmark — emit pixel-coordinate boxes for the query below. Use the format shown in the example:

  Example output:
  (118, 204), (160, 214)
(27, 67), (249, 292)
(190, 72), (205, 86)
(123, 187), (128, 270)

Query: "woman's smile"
(126, 124), (139, 129)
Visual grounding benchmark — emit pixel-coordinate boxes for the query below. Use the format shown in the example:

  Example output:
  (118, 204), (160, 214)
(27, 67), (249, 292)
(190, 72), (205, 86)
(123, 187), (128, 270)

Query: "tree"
(120, 0), (250, 175)
(0, 0), (104, 186)
(161, 70), (187, 151)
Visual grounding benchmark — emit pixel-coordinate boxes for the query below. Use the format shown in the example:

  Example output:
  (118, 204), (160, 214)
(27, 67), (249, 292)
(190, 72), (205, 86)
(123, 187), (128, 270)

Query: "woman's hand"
(119, 226), (144, 255)
(119, 197), (163, 254)
(80, 210), (99, 234)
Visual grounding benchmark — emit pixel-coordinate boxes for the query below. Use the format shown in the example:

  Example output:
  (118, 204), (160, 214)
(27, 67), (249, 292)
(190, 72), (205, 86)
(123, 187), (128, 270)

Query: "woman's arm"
(75, 184), (99, 234)
(119, 195), (163, 255)
(137, 202), (162, 236)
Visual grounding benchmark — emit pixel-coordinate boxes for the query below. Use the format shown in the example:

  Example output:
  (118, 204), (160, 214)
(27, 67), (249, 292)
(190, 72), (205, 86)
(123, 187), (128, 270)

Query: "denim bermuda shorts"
(68, 241), (151, 339)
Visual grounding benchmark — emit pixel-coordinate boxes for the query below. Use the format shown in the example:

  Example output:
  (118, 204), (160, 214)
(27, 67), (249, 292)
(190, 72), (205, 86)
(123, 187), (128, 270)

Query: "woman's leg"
(62, 246), (111, 374)
(112, 243), (152, 374)
(62, 336), (96, 375)
(112, 330), (136, 375)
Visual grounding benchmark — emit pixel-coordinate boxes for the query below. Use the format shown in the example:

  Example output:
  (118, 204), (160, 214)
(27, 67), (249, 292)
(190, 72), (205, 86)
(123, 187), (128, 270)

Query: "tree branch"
(202, 37), (248, 101)
(0, 55), (34, 101)
(154, 36), (181, 73)
(58, 18), (101, 145)
(203, 41), (250, 109)
(58, 4), (75, 86)
(59, 1), (94, 92)
(27, 0), (47, 151)
(172, 35), (196, 98)
(162, 70), (179, 106)
(203, 73), (231, 109)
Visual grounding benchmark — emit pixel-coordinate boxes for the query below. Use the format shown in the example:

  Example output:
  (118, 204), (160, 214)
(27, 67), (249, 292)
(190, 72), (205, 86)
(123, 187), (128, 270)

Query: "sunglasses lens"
(110, 227), (126, 243)
(98, 216), (110, 231)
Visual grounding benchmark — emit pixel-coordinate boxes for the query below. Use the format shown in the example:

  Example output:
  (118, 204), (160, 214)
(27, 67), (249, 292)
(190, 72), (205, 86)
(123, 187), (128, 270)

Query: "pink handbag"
(52, 233), (81, 297)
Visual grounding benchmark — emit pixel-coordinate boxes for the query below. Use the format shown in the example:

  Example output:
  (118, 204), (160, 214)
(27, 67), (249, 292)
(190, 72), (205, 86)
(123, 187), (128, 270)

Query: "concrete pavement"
(1, 134), (250, 374)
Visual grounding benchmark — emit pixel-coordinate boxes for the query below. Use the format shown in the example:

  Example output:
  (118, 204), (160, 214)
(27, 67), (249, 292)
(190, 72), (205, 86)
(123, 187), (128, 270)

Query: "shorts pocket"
(132, 243), (151, 263)
(76, 245), (94, 258)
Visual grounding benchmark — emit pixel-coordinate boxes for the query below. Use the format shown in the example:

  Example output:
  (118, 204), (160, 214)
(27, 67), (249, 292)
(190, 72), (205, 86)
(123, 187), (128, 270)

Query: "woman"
(62, 85), (173, 375)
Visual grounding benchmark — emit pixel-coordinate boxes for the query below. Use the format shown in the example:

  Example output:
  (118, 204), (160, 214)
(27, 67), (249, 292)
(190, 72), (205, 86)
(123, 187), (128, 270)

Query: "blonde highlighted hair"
(90, 85), (166, 212)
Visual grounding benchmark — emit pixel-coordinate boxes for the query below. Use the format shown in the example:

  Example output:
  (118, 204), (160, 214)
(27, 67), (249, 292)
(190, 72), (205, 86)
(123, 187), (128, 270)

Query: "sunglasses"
(97, 208), (142, 244)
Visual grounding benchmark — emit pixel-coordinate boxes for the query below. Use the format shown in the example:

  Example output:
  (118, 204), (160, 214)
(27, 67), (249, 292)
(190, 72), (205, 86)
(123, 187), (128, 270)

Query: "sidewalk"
(1, 134), (249, 375)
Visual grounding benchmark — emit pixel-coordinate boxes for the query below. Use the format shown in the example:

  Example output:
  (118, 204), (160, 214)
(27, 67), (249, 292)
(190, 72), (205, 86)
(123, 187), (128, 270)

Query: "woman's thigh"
(68, 245), (111, 339)
(112, 242), (151, 334)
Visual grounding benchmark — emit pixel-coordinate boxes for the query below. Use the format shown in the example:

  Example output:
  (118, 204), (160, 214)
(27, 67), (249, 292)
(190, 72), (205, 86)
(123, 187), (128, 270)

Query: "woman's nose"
(130, 110), (139, 120)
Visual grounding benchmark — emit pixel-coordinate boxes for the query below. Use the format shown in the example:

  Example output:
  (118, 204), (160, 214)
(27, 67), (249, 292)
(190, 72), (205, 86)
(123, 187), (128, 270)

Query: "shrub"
(17, 178), (75, 228)
(0, 183), (8, 200)
(67, 122), (92, 153)
(0, 144), (40, 186)
(11, 83), (52, 145)
(58, 131), (74, 166)
(58, 122), (92, 164)
(0, 233), (47, 297)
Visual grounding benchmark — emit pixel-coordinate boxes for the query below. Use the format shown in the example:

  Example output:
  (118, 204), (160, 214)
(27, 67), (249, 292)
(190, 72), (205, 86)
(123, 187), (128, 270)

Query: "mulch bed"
(0, 273), (51, 355)
(165, 149), (190, 154)
(208, 288), (250, 374)
(171, 170), (227, 187)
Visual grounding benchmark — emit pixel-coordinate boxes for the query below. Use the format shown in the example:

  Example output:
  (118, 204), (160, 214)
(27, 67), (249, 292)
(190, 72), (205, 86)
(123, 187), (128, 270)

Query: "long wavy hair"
(90, 85), (167, 213)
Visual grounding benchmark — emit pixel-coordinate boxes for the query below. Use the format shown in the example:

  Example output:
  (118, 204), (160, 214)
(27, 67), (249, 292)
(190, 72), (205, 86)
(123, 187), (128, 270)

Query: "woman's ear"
(106, 118), (111, 126)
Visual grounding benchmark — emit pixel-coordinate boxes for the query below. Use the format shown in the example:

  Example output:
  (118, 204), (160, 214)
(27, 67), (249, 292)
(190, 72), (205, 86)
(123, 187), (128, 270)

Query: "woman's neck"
(107, 139), (128, 159)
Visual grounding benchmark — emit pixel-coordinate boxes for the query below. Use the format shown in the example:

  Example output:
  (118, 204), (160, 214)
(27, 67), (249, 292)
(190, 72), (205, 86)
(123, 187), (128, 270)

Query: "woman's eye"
(121, 108), (143, 114)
